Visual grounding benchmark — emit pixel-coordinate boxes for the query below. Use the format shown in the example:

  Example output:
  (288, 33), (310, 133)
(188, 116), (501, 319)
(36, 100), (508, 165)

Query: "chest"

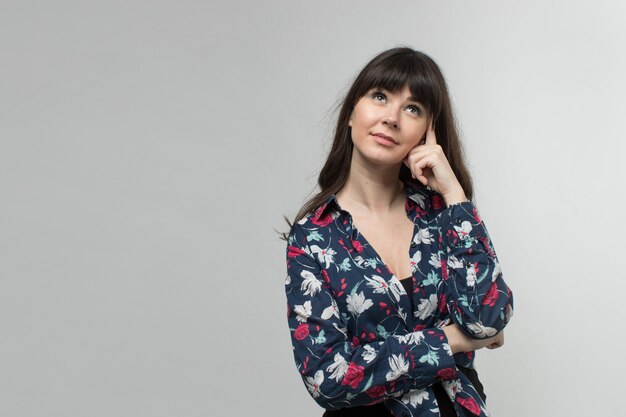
(302, 207), (450, 340)
(350, 211), (416, 279)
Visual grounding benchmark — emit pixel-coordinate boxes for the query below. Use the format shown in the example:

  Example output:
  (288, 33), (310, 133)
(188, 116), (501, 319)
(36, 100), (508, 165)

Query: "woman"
(282, 47), (514, 417)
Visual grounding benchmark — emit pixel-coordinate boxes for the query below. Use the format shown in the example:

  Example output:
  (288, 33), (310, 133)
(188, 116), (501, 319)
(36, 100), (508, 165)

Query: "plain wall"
(1, 1), (625, 416)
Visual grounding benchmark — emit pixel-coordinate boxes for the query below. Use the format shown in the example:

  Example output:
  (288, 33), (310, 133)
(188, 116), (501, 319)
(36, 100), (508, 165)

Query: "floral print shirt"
(284, 180), (514, 417)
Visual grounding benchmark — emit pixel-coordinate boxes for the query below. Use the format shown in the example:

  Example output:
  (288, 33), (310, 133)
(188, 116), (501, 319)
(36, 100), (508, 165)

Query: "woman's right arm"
(443, 323), (504, 354)
(285, 224), (459, 410)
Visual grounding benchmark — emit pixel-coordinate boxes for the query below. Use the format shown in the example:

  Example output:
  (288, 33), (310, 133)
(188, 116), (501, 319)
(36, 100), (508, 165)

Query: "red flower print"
(366, 385), (386, 398)
(405, 200), (415, 213)
(312, 205), (334, 227)
(438, 293), (447, 313)
(482, 282), (499, 306)
(341, 362), (365, 388)
(472, 207), (481, 223)
(351, 336), (360, 348)
(351, 238), (363, 253)
(321, 269), (331, 286)
(294, 323), (309, 341)
(437, 367), (457, 380)
(287, 245), (306, 258)
(441, 259), (449, 281)
(457, 396), (481, 415)
(432, 194), (445, 210)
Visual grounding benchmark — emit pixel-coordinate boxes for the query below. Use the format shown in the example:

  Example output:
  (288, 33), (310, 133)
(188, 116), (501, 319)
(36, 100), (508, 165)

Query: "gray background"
(1, 1), (624, 416)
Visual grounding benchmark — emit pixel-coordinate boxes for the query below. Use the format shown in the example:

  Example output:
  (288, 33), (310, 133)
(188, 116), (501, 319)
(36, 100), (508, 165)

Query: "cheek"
(411, 125), (428, 144)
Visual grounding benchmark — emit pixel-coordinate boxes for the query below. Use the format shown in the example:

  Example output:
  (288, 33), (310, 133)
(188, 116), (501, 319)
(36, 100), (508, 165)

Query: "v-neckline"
(348, 208), (418, 282)
(335, 183), (419, 281)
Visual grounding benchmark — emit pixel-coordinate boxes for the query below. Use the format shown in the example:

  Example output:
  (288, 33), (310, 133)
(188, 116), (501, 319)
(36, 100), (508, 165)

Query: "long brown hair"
(278, 46), (474, 241)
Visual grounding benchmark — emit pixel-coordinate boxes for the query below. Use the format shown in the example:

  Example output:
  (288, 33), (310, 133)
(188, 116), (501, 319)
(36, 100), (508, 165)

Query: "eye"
(371, 90), (386, 101)
(407, 104), (423, 116)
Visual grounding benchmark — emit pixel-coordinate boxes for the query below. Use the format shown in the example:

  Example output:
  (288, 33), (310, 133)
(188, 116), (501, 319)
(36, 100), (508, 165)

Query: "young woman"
(282, 47), (514, 417)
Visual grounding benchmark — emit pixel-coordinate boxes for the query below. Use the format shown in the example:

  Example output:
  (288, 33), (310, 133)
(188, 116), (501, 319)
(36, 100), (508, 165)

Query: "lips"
(372, 133), (398, 144)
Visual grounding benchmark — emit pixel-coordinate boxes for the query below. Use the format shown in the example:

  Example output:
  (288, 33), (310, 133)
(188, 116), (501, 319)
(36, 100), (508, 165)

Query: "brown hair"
(278, 46), (474, 241)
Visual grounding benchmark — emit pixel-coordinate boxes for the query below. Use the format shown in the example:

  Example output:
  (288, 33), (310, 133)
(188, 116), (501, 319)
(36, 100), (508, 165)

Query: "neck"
(336, 151), (405, 216)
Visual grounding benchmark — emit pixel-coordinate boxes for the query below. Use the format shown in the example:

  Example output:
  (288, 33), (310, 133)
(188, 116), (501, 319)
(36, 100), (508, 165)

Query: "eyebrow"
(378, 88), (423, 104)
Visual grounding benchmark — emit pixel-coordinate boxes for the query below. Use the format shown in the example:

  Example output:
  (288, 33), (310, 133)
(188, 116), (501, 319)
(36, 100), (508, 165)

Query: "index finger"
(425, 120), (437, 145)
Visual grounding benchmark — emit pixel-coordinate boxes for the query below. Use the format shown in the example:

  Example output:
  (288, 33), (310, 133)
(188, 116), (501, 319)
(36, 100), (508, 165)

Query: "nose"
(382, 115), (398, 129)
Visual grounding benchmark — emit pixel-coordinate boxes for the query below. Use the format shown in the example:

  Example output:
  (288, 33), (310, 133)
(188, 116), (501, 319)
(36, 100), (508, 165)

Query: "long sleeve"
(433, 200), (514, 339)
(285, 223), (458, 410)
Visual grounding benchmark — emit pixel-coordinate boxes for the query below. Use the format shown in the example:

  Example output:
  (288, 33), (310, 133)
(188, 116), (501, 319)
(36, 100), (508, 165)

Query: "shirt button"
(410, 241), (417, 248)
(454, 218), (462, 225)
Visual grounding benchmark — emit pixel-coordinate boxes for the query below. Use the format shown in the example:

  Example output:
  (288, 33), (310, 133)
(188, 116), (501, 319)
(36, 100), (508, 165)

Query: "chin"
(362, 152), (403, 167)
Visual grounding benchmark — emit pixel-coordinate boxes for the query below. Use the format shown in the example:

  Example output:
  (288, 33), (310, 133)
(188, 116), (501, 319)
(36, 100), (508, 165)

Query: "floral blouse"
(284, 180), (514, 417)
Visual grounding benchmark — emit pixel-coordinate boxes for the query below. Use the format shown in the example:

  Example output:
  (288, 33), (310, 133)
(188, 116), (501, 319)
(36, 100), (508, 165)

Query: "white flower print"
(394, 332), (425, 346)
(447, 255), (464, 269)
(332, 322), (349, 338)
(284, 274), (291, 285)
(346, 291), (373, 316)
(505, 303), (514, 322)
(443, 342), (452, 357)
(442, 378), (462, 398)
(365, 275), (401, 302)
(326, 352), (349, 382)
(467, 321), (498, 338)
(410, 251), (422, 273)
(401, 388), (430, 407)
(413, 227), (434, 245)
(321, 298), (340, 320)
(386, 353), (409, 381)
(415, 293), (438, 320)
(294, 300), (312, 323)
(388, 279), (404, 301)
(397, 306), (407, 323)
(304, 370), (324, 398)
(465, 263), (477, 288)
(361, 344), (378, 363)
(492, 259), (502, 282)
(309, 245), (336, 268)
(300, 270), (322, 296)
(427, 252), (441, 269)
(353, 255), (367, 268)
(453, 220), (473, 241)
(409, 192), (426, 209)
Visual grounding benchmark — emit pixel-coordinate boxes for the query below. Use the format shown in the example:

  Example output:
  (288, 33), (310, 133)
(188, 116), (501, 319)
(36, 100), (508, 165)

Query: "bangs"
(357, 55), (442, 115)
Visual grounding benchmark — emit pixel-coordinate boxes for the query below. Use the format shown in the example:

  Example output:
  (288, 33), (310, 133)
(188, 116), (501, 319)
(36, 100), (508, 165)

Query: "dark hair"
(278, 46), (474, 241)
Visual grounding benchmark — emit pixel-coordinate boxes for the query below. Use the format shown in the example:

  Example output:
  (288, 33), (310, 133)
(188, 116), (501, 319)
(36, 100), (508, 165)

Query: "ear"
(348, 115), (352, 127)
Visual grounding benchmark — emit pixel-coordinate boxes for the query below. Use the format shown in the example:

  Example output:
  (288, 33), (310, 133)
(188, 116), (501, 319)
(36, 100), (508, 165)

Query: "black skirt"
(322, 365), (486, 417)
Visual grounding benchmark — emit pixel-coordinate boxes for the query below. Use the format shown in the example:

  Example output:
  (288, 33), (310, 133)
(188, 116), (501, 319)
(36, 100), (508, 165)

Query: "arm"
(433, 199), (514, 339)
(285, 224), (458, 410)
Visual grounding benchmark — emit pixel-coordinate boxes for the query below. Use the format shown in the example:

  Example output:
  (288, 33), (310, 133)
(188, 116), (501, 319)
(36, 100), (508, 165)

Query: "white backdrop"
(1, 1), (625, 416)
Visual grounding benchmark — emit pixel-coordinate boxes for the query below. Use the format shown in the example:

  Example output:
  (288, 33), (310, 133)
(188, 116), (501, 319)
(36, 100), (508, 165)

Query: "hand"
(402, 121), (467, 205)
(442, 323), (505, 354)
(485, 331), (505, 349)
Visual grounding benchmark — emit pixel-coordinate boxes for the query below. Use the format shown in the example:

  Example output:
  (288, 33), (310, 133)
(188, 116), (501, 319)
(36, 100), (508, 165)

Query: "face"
(348, 84), (430, 165)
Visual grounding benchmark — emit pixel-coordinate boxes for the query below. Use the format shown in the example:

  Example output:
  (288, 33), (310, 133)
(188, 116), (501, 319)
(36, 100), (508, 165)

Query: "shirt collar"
(311, 180), (430, 224)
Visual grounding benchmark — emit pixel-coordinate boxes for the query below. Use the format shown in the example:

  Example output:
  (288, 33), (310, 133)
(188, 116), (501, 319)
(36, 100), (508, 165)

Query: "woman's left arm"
(434, 199), (514, 339)
(404, 122), (514, 339)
